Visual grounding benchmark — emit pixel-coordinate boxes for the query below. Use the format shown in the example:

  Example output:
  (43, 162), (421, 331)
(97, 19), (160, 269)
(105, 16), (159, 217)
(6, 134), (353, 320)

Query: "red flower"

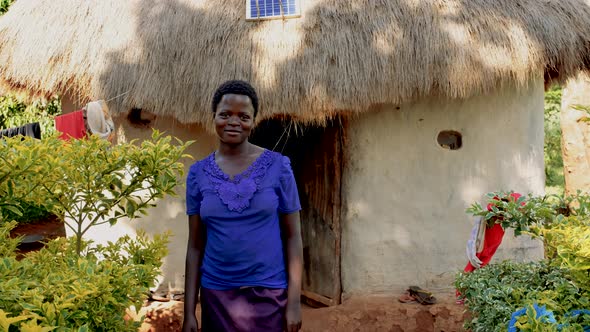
(487, 192), (524, 211)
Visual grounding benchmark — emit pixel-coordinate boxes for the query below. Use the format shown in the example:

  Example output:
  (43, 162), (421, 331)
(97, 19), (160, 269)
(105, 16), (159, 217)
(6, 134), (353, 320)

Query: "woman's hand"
(182, 315), (199, 332)
(285, 301), (302, 332)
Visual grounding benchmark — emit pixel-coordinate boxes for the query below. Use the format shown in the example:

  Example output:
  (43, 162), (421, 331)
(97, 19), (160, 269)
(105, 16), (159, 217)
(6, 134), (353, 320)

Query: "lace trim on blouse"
(202, 149), (275, 213)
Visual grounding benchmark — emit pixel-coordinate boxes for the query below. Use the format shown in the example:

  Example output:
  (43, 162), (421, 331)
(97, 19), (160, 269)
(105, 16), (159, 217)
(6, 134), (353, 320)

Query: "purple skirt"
(200, 287), (287, 332)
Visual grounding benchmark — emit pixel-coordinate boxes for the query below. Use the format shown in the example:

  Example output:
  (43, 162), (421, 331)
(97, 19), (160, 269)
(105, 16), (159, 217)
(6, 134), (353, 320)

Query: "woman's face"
(214, 94), (255, 145)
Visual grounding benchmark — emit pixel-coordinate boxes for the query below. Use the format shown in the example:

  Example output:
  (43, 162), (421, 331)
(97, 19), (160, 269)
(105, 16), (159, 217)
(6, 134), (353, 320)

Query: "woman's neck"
(217, 140), (251, 157)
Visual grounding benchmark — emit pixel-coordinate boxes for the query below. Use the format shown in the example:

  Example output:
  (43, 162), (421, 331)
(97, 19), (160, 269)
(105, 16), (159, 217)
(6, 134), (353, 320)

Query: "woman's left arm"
(281, 211), (303, 332)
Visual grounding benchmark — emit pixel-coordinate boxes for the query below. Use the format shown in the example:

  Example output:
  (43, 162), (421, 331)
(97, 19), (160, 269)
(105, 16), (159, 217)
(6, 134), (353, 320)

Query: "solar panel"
(247, 0), (300, 19)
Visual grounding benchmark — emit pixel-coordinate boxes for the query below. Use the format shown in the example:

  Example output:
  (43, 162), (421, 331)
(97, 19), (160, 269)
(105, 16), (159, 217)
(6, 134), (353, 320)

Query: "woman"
(183, 80), (303, 332)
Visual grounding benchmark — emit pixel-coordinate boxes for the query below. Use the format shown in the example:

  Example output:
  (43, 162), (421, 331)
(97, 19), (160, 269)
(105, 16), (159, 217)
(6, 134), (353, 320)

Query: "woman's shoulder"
(243, 143), (280, 164)
(258, 149), (292, 175)
(266, 149), (291, 165)
(255, 148), (288, 166)
(188, 152), (215, 174)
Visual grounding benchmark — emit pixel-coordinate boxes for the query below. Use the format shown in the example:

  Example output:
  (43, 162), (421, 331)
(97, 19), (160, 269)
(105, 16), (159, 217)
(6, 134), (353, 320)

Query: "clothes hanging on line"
(84, 100), (115, 142)
(0, 122), (41, 139)
(55, 110), (86, 141)
(55, 100), (115, 142)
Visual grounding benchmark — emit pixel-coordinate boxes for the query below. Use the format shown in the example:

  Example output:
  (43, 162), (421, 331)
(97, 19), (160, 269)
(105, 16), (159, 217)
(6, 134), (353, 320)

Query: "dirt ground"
(9, 215), (65, 238)
(138, 293), (466, 332)
(9, 216), (65, 257)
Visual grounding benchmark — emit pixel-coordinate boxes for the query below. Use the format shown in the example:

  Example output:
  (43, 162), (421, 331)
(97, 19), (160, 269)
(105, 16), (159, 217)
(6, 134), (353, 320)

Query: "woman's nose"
(228, 115), (240, 125)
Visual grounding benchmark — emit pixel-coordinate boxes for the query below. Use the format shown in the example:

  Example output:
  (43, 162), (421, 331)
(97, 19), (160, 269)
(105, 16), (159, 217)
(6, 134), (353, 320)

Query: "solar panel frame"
(246, 0), (301, 21)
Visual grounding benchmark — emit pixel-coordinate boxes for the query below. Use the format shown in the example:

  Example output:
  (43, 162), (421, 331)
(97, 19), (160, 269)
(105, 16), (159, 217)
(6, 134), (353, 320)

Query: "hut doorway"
(249, 118), (344, 306)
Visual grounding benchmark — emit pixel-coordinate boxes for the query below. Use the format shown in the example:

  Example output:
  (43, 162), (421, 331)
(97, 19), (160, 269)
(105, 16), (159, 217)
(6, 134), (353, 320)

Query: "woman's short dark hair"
(211, 80), (259, 118)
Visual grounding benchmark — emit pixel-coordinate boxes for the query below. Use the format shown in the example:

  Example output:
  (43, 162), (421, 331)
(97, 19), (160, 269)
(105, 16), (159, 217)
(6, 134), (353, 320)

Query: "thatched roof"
(1, 0), (590, 125)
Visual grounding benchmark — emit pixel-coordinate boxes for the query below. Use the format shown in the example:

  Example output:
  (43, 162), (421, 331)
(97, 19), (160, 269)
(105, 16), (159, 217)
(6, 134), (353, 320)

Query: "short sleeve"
(186, 164), (203, 215)
(277, 156), (301, 214)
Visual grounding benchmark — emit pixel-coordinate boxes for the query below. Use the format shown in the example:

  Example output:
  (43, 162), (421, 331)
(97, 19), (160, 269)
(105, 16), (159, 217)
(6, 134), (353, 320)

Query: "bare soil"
(9, 215), (65, 238)
(9, 215), (65, 257)
(138, 293), (466, 332)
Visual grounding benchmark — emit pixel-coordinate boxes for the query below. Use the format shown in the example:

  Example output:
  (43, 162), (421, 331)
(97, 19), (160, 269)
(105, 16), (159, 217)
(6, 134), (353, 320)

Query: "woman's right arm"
(182, 214), (206, 332)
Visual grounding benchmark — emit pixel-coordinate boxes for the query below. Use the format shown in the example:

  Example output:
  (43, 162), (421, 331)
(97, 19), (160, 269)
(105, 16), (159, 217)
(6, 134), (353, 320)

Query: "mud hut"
(1, 0), (590, 305)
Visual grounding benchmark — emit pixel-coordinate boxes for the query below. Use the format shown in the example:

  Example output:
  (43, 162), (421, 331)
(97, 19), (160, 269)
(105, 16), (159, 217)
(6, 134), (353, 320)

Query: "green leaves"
(0, 309), (32, 331)
(0, 131), (191, 255)
(0, 135), (62, 224)
(0, 222), (21, 258)
(2, 204), (21, 217)
(0, 226), (169, 331)
(460, 191), (590, 331)
(541, 216), (590, 293)
(0, 0), (13, 16)
(456, 261), (590, 332)
(0, 128), (188, 328)
(465, 191), (590, 236)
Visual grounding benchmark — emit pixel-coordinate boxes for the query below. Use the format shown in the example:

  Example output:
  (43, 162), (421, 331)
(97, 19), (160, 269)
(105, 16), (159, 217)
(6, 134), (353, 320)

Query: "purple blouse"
(186, 150), (301, 290)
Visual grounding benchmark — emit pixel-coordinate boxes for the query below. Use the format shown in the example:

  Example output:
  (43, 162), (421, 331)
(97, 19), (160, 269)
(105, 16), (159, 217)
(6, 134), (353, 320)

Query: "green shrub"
(456, 261), (590, 332)
(0, 132), (192, 254)
(0, 117), (191, 329)
(541, 216), (590, 293)
(459, 192), (590, 332)
(0, 135), (63, 221)
(0, 222), (169, 331)
(0, 129), (191, 329)
(0, 93), (62, 223)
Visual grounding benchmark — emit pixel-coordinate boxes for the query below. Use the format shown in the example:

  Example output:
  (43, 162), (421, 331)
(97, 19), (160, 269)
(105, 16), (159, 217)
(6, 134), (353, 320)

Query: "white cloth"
(466, 216), (485, 268)
(85, 100), (115, 140)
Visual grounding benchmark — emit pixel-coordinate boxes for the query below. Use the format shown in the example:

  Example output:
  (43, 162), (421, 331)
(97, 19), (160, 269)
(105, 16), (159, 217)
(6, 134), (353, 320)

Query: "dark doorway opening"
(249, 118), (344, 306)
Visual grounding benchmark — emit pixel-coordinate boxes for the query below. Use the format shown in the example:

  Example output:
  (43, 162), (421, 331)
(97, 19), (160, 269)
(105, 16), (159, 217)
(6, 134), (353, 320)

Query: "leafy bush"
(456, 261), (590, 332)
(459, 192), (590, 331)
(0, 132), (190, 330)
(0, 132), (192, 254)
(0, 222), (169, 331)
(0, 135), (63, 221)
(541, 216), (590, 293)
(0, 112), (192, 329)
(0, 95), (63, 223)
(0, 95), (62, 136)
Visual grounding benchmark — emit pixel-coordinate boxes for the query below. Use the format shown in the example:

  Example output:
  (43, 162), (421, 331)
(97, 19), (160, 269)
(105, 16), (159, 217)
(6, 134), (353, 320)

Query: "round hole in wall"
(437, 130), (462, 150)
